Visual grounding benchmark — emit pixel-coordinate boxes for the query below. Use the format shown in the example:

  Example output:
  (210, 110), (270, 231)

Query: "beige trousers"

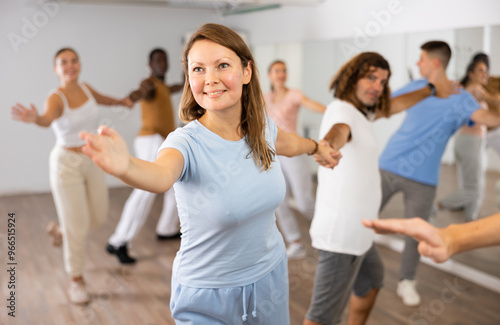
(49, 145), (108, 277)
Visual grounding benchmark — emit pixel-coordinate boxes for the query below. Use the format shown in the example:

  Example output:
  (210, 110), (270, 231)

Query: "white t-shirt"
(310, 99), (381, 256)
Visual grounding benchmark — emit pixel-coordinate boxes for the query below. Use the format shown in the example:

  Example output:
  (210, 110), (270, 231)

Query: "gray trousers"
(379, 169), (436, 280)
(305, 245), (384, 325)
(439, 133), (486, 221)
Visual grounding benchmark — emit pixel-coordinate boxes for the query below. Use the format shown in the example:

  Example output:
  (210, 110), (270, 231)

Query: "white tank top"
(50, 84), (100, 147)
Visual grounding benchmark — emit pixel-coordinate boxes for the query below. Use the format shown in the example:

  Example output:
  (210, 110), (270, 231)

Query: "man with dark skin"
(106, 48), (183, 264)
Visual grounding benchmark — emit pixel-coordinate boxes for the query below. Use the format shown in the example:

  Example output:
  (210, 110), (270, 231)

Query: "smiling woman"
(10, 47), (133, 305)
(187, 39), (252, 141)
(80, 23), (341, 324)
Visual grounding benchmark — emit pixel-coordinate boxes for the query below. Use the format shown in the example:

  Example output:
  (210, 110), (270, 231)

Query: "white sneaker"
(287, 243), (306, 260)
(397, 279), (421, 306)
(68, 280), (90, 304)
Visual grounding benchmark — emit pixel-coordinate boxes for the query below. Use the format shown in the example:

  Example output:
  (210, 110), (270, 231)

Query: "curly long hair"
(330, 52), (391, 117)
(179, 23), (275, 171)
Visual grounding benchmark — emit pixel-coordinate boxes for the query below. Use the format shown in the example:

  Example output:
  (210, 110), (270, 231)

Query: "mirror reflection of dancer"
(81, 23), (341, 323)
(470, 54), (500, 207)
(304, 52), (443, 325)
(106, 48), (183, 264)
(265, 60), (326, 259)
(434, 55), (500, 221)
(378, 41), (500, 307)
(11, 48), (133, 304)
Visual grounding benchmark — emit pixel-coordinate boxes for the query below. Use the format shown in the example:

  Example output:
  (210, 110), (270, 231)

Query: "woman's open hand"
(80, 126), (130, 177)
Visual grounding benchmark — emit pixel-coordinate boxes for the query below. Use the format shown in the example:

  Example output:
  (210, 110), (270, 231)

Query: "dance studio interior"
(1, 0), (500, 324)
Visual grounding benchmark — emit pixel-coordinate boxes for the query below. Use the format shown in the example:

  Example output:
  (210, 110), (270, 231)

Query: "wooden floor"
(0, 164), (499, 325)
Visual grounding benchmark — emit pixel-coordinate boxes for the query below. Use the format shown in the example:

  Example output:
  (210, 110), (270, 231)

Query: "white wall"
(0, 1), (223, 195)
(2, 0), (500, 196)
(225, 0), (500, 46)
(242, 0), (500, 174)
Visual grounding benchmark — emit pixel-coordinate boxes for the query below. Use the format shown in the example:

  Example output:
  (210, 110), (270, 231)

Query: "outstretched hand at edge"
(80, 126), (131, 177)
(11, 103), (38, 123)
(362, 218), (452, 263)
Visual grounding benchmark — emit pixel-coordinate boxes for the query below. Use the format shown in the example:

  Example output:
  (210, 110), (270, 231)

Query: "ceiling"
(35, 0), (325, 15)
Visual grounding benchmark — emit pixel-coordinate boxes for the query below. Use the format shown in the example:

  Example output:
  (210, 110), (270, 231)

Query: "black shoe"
(106, 244), (136, 264)
(156, 232), (181, 241)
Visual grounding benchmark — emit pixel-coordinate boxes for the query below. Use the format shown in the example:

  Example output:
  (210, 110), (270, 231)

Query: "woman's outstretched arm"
(80, 126), (183, 193)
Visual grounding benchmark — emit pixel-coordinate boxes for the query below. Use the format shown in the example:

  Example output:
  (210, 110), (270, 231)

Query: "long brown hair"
(330, 52), (391, 117)
(179, 23), (275, 171)
(460, 60), (487, 87)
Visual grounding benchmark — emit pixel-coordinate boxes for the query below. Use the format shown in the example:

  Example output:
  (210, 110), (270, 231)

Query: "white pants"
(49, 145), (109, 277)
(276, 155), (315, 243)
(108, 134), (179, 248)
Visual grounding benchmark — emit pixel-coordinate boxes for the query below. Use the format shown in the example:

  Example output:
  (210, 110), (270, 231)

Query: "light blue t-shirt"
(379, 79), (479, 186)
(159, 118), (286, 288)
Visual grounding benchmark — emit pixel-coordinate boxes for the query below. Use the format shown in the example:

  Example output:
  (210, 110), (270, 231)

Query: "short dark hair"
(420, 41), (452, 69)
(149, 48), (167, 62)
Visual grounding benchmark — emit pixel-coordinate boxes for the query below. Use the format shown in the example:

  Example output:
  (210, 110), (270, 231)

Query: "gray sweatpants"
(439, 133), (486, 221)
(379, 169), (436, 280)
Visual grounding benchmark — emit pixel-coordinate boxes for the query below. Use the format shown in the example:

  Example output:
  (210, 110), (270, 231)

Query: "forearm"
(288, 134), (316, 157)
(389, 87), (431, 116)
(489, 114), (500, 128)
(121, 157), (176, 193)
(484, 92), (500, 109)
(276, 130), (317, 157)
(302, 96), (326, 113)
(34, 115), (53, 127)
(169, 84), (184, 94)
(128, 79), (156, 102)
(323, 124), (350, 150)
(128, 89), (143, 102)
(96, 94), (127, 106)
(478, 111), (500, 128)
(444, 213), (500, 256)
(128, 88), (154, 102)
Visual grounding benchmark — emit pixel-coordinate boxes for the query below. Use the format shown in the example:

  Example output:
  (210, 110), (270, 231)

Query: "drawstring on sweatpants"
(252, 283), (257, 318)
(242, 286), (248, 322)
(241, 282), (257, 322)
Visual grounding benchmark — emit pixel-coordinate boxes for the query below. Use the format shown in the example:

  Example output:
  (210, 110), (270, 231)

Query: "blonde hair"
(179, 23), (275, 171)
